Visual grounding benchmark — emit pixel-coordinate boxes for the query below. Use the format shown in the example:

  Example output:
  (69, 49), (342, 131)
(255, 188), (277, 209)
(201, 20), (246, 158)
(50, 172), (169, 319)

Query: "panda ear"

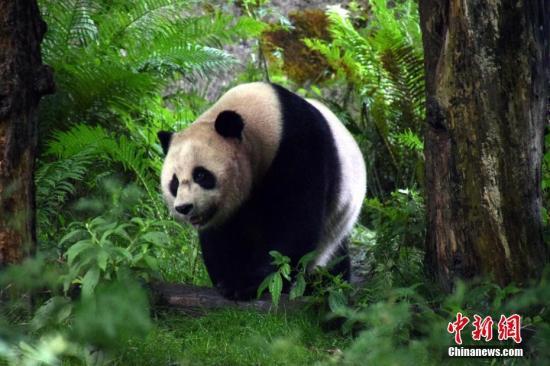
(215, 111), (244, 140)
(157, 131), (173, 155)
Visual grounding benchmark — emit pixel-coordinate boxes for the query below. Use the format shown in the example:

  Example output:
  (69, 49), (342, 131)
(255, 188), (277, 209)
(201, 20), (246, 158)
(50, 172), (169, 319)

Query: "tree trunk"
(419, 0), (549, 291)
(0, 0), (54, 267)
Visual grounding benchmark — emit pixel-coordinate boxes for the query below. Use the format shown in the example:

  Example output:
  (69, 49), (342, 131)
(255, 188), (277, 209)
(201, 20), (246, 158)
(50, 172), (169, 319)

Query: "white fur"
(306, 99), (367, 268)
(194, 82), (283, 181)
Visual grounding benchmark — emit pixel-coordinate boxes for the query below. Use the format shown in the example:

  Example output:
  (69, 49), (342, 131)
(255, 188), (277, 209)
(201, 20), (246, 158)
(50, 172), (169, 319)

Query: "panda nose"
(175, 204), (194, 215)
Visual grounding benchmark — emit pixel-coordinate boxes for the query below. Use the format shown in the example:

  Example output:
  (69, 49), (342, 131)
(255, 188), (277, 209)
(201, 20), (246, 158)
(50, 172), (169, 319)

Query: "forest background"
(0, 0), (548, 365)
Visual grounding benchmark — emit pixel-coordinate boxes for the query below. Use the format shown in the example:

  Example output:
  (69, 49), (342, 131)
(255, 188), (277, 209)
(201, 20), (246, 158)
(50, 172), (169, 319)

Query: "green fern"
(36, 151), (94, 232)
(40, 0), (100, 54)
(307, 2), (424, 118)
(394, 129), (423, 152)
(38, 0), (260, 132)
(134, 42), (236, 77)
(45, 125), (162, 213)
(305, 1), (425, 193)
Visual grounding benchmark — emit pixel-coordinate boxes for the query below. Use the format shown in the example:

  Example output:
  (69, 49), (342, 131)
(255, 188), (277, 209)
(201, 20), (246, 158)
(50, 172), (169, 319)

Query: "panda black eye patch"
(193, 166), (216, 190)
(169, 174), (179, 196)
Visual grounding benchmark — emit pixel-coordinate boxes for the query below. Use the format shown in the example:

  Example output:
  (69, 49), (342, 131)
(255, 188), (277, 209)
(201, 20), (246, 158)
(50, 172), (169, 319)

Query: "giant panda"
(158, 82), (366, 300)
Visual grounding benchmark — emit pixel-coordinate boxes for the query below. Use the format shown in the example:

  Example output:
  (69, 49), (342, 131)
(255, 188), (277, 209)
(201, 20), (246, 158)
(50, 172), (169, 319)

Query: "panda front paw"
(216, 282), (257, 301)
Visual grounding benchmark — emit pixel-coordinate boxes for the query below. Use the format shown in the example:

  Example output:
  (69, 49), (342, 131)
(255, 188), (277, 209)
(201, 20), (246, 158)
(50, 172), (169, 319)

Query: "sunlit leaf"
(81, 267), (100, 298)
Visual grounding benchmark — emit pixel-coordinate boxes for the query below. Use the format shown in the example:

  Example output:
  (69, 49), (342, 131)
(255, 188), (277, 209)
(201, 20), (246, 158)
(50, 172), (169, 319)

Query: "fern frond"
(124, 12), (264, 48)
(46, 125), (156, 182)
(308, 4), (425, 123)
(133, 42), (235, 77)
(55, 61), (159, 122)
(39, 0), (256, 133)
(381, 42), (425, 119)
(40, 0), (99, 61)
(36, 150), (94, 230)
(45, 124), (165, 219)
(305, 2), (426, 191)
(100, 0), (191, 43)
(46, 124), (111, 158)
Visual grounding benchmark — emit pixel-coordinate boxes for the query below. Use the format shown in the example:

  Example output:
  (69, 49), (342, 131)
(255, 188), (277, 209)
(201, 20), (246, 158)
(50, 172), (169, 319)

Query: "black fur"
(215, 110), (244, 140)
(193, 166), (216, 190)
(199, 84), (344, 300)
(169, 174), (178, 196)
(158, 131), (173, 154)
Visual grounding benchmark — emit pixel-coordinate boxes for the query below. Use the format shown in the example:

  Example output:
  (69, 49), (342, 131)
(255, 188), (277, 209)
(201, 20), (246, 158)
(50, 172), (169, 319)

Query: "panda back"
(306, 98), (367, 267)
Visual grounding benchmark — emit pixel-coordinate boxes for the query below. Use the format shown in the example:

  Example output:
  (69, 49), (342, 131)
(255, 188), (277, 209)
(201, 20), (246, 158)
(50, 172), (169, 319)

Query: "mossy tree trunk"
(0, 0), (53, 267)
(419, 0), (549, 291)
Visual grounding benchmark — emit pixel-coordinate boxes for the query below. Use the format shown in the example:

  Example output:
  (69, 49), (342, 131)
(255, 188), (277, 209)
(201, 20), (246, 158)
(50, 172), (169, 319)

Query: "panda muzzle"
(189, 215), (203, 226)
(188, 205), (218, 228)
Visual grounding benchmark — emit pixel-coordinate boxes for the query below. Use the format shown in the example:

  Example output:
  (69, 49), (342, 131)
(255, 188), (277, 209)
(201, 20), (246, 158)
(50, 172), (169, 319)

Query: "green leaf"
(143, 255), (159, 272)
(109, 247), (133, 261)
(257, 273), (274, 299)
(113, 224), (132, 241)
(269, 272), (283, 308)
(66, 240), (94, 266)
(328, 289), (348, 313)
(56, 301), (74, 324)
(71, 254), (95, 275)
(269, 250), (290, 266)
(62, 266), (80, 294)
(133, 252), (144, 265)
(100, 228), (118, 244)
(141, 231), (169, 246)
(82, 267), (100, 298)
(289, 274), (306, 300)
(233, 16), (266, 37)
(280, 263), (291, 281)
(97, 250), (109, 271)
(59, 229), (87, 246)
(30, 296), (72, 331)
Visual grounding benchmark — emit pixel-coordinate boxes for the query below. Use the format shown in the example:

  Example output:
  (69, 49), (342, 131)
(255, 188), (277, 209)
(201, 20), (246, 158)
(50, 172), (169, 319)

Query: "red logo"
(497, 314), (522, 344)
(447, 312), (470, 345)
(448, 313), (522, 345)
(472, 315), (494, 341)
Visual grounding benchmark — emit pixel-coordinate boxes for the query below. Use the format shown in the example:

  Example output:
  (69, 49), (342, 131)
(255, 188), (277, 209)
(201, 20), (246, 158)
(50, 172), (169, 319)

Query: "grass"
(100, 309), (349, 366)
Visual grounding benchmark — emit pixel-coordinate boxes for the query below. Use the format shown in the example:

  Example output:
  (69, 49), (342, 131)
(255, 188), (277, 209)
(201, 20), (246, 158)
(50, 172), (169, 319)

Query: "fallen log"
(149, 282), (307, 314)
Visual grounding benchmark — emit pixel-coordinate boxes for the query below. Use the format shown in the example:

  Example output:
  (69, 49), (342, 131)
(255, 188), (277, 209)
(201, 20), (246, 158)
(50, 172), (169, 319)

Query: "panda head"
(158, 110), (252, 230)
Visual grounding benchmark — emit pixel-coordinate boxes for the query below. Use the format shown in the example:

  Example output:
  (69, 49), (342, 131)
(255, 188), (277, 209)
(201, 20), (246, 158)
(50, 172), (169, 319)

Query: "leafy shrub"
(71, 275), (152, 350)
(0, 259), (151, 365)
(355, 189), (425, 295)
(60, 216), (165, 296)
(331, 271), (550, 365)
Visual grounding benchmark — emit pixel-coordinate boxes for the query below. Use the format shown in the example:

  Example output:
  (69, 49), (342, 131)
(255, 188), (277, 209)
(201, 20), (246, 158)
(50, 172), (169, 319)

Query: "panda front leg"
(198, 199), (324, 301)
(215, 267), (272, 301)
(213, 251), (274, 301)
(199, 228), (274, 301)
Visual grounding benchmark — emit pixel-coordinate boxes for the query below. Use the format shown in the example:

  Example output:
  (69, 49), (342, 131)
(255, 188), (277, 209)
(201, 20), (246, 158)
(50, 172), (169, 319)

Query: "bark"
(419, 0), (549, 291)
(0, 0), (54, 267)
(150, 283), (306, 314)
